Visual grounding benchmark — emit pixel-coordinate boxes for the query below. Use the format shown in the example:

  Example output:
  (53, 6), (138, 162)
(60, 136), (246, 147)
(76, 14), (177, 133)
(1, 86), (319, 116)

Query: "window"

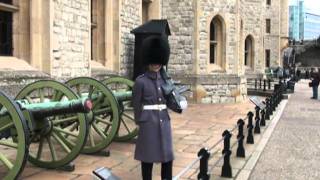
(91, 0), (106, 64)
(209, 16), (224, 67)
(0, 0), (14, 56)
(266, 0), (271, 5)
(0, 0), (12, 4)
(266, 19), (271, 33)
(244, 35), (254, 68)
(0, 10), (13, 56)
(210, 21), (216, 64)
(142, 0), (151, 23)
(265, 49), (270, 67)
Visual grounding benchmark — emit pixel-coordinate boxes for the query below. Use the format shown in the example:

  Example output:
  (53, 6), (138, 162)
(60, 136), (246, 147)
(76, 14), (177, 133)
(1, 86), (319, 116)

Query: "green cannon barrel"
(16, 98), (92, 119)
(112, 91), (132, 102)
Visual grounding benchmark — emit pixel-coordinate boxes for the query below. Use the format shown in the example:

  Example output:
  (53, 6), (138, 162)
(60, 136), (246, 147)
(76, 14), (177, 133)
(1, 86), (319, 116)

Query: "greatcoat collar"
(145, 70), (161, 80)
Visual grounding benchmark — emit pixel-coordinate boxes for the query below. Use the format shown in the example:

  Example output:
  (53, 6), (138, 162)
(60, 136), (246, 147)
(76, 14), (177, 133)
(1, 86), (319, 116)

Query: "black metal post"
(255, 79), (257, 90)
(263, 79), (266, 91)
(197, 148), (210, 180)
(236, 119), (245, 158)
(268, 79), (271, 90)
(271, 93), (276, 112)
(260, 109), (266, 126)
(259, 79), (262, 89)
(254, 106), (261, 134)
(265, 98), (271, 120)
(221, 130), (232, 178)
(246, 112), (254, 144)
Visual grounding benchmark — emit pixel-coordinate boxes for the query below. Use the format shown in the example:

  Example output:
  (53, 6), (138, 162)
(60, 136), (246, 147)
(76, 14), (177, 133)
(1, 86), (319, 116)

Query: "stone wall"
(119, 0), (141, 77)
(0, 70), (49, 98)
(52, 0), (91, 79)
(240, 0), (264, 73)
(173, 74), (247, 103)
(198, 0), (238, 74)
(264, 0), (281, 67)
(161, 0), (195, 75)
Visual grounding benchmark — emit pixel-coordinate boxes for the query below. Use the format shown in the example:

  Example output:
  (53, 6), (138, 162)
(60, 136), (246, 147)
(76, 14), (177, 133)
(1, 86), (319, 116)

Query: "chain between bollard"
(173, 153), (203, 180)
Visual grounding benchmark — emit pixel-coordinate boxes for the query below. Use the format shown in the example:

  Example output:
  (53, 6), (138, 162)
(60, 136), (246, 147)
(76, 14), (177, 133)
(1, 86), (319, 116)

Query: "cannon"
(0, 80), (92, 179)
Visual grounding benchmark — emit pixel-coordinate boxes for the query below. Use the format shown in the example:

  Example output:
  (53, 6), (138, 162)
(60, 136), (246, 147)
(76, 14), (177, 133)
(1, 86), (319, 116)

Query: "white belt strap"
(143, 104), (167, 111)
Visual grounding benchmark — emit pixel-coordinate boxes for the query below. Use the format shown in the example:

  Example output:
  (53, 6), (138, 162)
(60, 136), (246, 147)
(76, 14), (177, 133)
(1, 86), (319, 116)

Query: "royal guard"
(132, 35), (187, 180)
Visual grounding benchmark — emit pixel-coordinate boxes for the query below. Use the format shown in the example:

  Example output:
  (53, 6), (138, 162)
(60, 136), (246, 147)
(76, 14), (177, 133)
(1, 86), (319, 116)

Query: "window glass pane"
(265, 50), (270, 67)
(266, 19), (271, 33)
(210, 44), (215, 64)
(0, 0), (12, 4)
(0, 10), (13, 56)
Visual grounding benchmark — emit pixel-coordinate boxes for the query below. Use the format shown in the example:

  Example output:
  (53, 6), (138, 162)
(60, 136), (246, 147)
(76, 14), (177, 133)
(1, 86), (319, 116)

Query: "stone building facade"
(0, 0), (288, 103)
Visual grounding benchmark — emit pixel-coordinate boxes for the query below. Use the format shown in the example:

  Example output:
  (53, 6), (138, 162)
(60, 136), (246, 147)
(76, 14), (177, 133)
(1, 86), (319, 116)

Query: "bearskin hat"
(141, 35), (170, 65)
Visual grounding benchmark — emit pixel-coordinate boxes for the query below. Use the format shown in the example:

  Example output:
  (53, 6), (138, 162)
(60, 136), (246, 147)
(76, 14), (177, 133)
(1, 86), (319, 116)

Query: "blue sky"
(290, 0), (320, 14)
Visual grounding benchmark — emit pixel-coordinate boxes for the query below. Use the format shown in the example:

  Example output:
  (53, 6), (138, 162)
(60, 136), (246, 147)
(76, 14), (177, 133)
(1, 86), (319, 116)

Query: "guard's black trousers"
(141, 161), (172, 180)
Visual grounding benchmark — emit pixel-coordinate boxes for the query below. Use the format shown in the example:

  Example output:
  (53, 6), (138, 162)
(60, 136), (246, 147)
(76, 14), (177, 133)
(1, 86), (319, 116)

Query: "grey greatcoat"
(133, 70), (174, 163)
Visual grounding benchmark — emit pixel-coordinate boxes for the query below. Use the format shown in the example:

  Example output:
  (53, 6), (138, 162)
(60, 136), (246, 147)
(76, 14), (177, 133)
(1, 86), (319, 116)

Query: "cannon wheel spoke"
(52, 132), (72, 153)
(36, 137), (44, 160)
(0, 122), (14, 132)
(92, 123), (107, 140)
(52, 116), (78, 125)
(0, 140), (18, 149)
(53, 127), (78, 138)
(103, 77), (138, 142)
(88, 128), (95, 147)
(95, 116), (112, 126)
(15, 80), (88, 169)
(47, 137), (57, 162)
(120, 117), (131, 134)
(0, 152), (14, 170)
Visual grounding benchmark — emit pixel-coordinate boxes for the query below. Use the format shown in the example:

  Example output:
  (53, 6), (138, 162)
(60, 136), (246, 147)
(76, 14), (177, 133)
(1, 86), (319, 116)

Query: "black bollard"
(259, 79), (262, 89)
(260, 109), (266, 126)
(254, 106), (261, 134)
(271, 93), (276, 112)
(221, 130), (232, 178)
(263, 79), (266, 91)
(265, 98), (271, 120)
(268, 79), (271, 90)
(246, 112), (254, 144)
(197, 148), (210, 180)
(255, 79), (257, 90)
(236, 119), (245, 158)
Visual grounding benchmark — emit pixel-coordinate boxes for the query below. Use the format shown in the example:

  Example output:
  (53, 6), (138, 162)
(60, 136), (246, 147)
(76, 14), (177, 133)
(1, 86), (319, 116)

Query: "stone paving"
(18, 101), (255, 180)
(249, 80), (320, 180)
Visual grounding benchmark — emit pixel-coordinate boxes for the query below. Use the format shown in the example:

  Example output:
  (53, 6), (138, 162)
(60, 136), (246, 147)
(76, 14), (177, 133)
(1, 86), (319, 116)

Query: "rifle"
(160, 68), (189, 113)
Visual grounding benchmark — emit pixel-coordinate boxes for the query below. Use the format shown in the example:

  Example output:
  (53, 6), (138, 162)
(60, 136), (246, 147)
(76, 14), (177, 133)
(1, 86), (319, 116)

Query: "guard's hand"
(179, 96), (188, 110)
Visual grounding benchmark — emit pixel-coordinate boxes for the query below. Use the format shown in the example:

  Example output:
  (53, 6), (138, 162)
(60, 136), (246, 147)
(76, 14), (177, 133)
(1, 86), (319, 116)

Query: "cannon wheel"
(0, 91), (29, 180)
(66, 77), (120, 154)
(103, 77), (138, 141)
(16, 80), (88, 169)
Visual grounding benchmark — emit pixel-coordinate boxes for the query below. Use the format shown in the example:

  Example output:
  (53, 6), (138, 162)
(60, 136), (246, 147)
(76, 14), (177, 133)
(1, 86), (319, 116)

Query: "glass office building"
(289, 0), (320, 40)
(304, 12), (320, 40)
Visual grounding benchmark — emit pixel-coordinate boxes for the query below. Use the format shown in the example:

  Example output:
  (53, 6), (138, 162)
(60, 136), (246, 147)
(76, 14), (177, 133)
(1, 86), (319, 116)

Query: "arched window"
(209, 16), (225, 68)
(244, 35), (254, 69)
(91, 0), (105, 64)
